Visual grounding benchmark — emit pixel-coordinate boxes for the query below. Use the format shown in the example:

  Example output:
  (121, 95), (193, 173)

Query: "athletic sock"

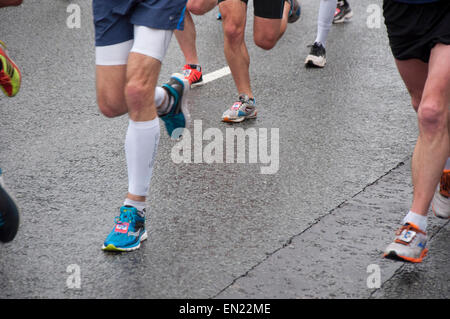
(402, 211), (427, 231)
(155, 86), (174, 115)
(123, 198), (146, 213)
(315, 0), (337, 48)
(125, 118), (160, 198)
(444, 157), (450, 171)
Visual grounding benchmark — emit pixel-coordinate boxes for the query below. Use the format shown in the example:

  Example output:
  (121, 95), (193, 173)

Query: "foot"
(333, 0), (353, 24)
(182, 64), (204, 87)
(102, 206), (147, 252)
(305, 42), (326, 68)
(431, 170), (450, 219)
(286, 0), (301, 24)
(0, 169), (20, 243)
(160, 73), (190, 139)
(0, 40), (21, 97)
(383, 223), (428, 263)
(222, 94), (257, 123)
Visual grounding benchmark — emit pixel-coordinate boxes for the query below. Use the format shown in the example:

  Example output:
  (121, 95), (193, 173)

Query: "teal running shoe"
(0, 168), (20, 243)
(102, 206), (147, 252)
(160, 73), (190, 139)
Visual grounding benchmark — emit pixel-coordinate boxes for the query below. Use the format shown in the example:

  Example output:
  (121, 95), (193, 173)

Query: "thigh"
(94, 0), (136, 116)
(96, 64), (128, 117)
(395, 58), (428, 111)
(422, 44), (450, 107)
(254, 0), (284, 19)
(253, 0), (284, 43)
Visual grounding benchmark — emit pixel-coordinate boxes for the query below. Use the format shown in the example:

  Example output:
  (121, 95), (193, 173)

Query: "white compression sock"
(402, 211), (427, 231)
(155, 86), (173, 115)
(315, 0), (337, 47)
(125, 118), (160, 197)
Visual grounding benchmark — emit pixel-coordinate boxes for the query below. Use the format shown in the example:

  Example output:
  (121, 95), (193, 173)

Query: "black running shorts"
(383, 0), (450, 63)
(218, 0), (285, 19)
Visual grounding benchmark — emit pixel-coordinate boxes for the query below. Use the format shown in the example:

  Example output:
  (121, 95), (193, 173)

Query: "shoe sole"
(191, 80), (205, 88)
(102, 230), (148, 252)
(383, 248), (428, 263)
(222, 112), (257, 123)
(431, 189), (450, 219)
(431, 203), (450, 219)
(305, 55), (326, 68)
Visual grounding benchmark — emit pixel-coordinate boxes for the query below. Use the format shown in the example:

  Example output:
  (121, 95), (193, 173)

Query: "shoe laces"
(114, 208), (137, 225)
(308, 42), (324, 53)
(183, 64), (201, 83)
(395, 223), (425, 236)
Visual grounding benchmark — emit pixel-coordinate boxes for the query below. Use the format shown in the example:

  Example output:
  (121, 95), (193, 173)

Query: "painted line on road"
(202, 66), (231, 84)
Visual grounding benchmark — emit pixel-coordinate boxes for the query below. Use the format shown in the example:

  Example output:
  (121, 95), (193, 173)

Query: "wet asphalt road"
(0, 0), (448, 298)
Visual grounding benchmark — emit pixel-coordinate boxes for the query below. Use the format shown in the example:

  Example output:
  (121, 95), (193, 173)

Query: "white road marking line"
(202, 66), (231, 84)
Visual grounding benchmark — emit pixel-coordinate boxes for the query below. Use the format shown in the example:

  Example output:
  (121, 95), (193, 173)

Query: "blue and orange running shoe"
(0, 40), (21, 97)
(160, 73), (190, 139)
(0, 168), (20, 243)
(102, 206), (147, 252)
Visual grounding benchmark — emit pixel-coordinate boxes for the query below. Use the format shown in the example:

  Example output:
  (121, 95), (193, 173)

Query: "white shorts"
(95, 25), (173, 66)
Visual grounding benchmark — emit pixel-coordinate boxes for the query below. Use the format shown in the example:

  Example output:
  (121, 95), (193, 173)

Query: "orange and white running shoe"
(383, 223), (428, 263)
(0, 40), (21, 97)
(182, 64), (203, 87)
(431, 170), (450, 219)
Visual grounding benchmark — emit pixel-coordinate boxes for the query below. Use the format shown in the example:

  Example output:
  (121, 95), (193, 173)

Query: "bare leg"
(174, 0), (217, 65)
(410, 44), (450, 215)
(220, 0), (252, 97)
(175, 11), (199, 65)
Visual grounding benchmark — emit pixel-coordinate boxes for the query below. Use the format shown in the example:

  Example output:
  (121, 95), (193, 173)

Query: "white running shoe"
(384, 223), (428, 263)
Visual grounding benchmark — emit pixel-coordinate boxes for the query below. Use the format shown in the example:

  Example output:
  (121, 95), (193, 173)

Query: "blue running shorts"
(93, 0), (187, 46)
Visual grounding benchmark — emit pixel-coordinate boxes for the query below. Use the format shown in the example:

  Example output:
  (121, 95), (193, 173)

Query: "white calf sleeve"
(315, 0), (337, 47)
(125, 118), (160, 197)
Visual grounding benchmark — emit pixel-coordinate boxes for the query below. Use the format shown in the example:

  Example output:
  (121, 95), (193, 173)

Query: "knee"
(124, 79), (150, 113)
(97, 87), (127, 118)
(223, 22), (245, 44)
(254, 34), (277, 51)
(187, 0), (209, 15)
(97, 94), (123, 118)
(418, 100), (447, 133)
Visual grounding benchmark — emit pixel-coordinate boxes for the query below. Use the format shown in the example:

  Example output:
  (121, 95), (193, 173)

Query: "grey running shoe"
(333, 0), (353, 24)
(384, 223), (428, 263)
(222, 94), (257, 123)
